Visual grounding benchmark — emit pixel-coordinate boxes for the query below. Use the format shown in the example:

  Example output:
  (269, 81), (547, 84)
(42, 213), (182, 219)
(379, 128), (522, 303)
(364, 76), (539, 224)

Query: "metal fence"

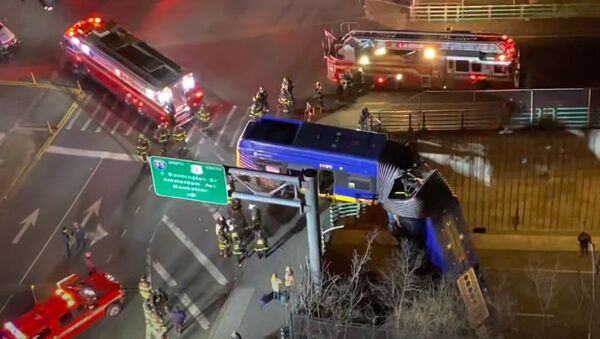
(410, 2), (600, 21)
(374, 88), (600, 133)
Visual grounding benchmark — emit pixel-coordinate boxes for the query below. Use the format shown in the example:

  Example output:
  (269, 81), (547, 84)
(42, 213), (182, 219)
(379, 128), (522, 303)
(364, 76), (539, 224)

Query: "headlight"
(145, 89), (155, 99)
(157, 88), (172, 104)
(374, 47), (387, 56)
(395, 73), (403, 81)
(182, 74), (195, 91)
(358, 55), (370, 65)
(71, 37), (80, 46)
(82, 288), (96, 297)
(81, 44), (90, 55)
(424, 47), (436, 60)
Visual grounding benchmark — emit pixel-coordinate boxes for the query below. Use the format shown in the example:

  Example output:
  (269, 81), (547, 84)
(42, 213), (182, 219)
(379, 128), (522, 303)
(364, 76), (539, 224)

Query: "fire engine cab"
(62, 17), (203, 127)
(0, 272), (125, 339)
(323, 27), (520, 90)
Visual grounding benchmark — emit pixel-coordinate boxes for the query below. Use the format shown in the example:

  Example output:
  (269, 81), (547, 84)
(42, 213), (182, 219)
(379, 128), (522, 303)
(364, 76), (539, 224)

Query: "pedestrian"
(284, 266), (296, 291)
(73, 222), (86, 250)
(231, 231), (246, 268)
(138, 275), (152, 301)
(254, 229), (268, 259)
(170, 305), (187, 334)
(578, 231), (592, 256)
(271, 273), (282, 299)
(84, 252), (97, 275)
(61, 227), (72, 258)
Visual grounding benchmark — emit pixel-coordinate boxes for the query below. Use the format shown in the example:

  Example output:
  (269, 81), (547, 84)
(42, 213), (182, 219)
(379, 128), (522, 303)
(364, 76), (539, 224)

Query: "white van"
(0, 21), (18, 53)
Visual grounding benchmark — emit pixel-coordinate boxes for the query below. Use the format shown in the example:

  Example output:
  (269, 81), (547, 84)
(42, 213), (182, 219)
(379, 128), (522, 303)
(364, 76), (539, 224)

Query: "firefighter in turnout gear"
(196, 103), (211, 132)
(156, 123), (170, 153)
(138, 275), (152, 301)
(313, 82), (324, 111)
(217, 226), (231, 257)
(249, 204), (262, 231)
(150, 310), (168, 337)
(172, 125), (187, 154)
(254, 229), (269, 259)
(136, 135), (150, 162)
(231, 230), (246, 267)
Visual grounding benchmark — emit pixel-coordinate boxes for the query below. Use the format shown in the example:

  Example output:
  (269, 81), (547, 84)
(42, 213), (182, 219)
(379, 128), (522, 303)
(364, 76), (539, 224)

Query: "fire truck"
(0, 272), (125, 339)
(323, 27), (520, 90)
(62, 17), (204, 127)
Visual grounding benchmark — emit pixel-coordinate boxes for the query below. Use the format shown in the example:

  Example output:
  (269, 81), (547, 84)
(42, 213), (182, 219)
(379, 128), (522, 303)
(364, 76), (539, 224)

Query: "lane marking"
(110, 119), (122, 135)
(46, 146), (136, 162)
(0, 294), (14, 314)
(135, 206), (141, 214)
(214, 151), (225, 163)
(228, 117), (247, 148)
(161, 215), (228, 285)
(81, 94), (108, 131)
(214, 105), (236, 146)
(152, 259), (211, 329)
(147, 184), (153, 192)
(120, 229), (127, 238)
(19, 159), (103, 284)
(142, 121), (152, 135)
(96, 101), (118, 133)
(124, 120), (135, 136)
(106, 254), (113, 263)
(65, 108), (82, 130)
(149, 219), (161, 244)
(146, 248), (152, 285)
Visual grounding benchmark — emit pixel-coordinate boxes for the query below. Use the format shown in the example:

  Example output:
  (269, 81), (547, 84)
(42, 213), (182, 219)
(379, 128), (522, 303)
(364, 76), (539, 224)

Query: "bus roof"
(85, 21), (183, 88)
(242, 117), (387, 160)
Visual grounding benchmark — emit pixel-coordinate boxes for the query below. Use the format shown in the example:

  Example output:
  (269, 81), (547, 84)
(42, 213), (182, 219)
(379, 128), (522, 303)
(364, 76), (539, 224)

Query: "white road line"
(121, 229), (127, 238)
(124, 121), (135, 136)
(151, 260), (210, 329)
(96, 102), (117, 133)
(105, 254), (112, 263)
(214, 105), (236, 146)
(81, 94), (108, 131)
(135, 206), (141, 214)
(46, 145), (135, 162)
(0, 294), (14, 314)
(19, 159), (103, 285)
(228, 116), (247, 148)
(110, 119), (122, 135)
(161, 215), (228, 285)
(214, 151), (225, 163)
(65, 108), (82, 130)
(147, 184), (153, 191)
(146, 248), (152, 285)
(186, 125), (197, 144)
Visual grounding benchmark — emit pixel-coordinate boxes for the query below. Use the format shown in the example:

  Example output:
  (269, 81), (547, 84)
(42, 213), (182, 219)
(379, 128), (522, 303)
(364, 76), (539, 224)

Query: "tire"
(106, 302), (122, 317)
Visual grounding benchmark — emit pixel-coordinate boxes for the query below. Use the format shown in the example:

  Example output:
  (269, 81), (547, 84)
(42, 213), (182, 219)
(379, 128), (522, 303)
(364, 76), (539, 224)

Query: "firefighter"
(172, 125), (187, 154)
(313, 82), (324, 110)
(217, 226), (231, 258)
(231, 230), (246, 267)
(253, 87), (268, 109)
(358, 107), (370, 131)
(254, 229), (269, 259)
(196, 103), (211, 131)
(278, 89), (293, 116)
(156, 123), (170, 153)
(136, 135), (150, 162)
(304, 102), (315, 122)
(151, 288), (169, 315)
(281, 77), (294, 101)
(150, 311), (168, 337)
(229, 198), (242, 213)
(143, 300), (155, 326)
(138, 275), (152, 302)
(249, 204), (262, 231)
(338, 70), (353, 101)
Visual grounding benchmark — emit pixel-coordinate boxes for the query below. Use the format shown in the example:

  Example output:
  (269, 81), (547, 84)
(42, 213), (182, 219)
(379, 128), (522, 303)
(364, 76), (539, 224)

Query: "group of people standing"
(139, 275), (187, 337)
(215, 199), (269, 267)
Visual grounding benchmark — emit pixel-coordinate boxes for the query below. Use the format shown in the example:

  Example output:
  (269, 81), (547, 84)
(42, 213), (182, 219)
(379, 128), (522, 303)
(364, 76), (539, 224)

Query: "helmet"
(258, 87), (264, 93)
(315, 82), (321, 87)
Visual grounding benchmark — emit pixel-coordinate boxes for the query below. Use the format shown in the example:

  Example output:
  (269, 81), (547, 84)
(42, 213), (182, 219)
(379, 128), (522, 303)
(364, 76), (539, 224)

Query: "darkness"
(520, 37), (600, 88)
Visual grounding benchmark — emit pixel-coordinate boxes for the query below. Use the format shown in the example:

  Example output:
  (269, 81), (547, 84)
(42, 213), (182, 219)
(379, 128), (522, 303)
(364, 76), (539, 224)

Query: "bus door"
(318, 164), (335, 196)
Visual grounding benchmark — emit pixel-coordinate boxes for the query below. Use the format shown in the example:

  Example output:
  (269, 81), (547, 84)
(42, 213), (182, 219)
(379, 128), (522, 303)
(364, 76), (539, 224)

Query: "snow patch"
(421, 152), (492, 186)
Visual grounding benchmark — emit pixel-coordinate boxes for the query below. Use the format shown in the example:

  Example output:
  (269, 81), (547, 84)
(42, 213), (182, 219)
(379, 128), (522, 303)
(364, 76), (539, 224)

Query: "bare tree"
(525, 258), (559, 334)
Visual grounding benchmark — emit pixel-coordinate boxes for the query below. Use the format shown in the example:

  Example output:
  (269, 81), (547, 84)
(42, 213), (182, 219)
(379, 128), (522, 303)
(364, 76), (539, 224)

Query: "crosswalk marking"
(124, 120), (135, 136)
(151, 260), (211, 329)
(46, 145), (136, 161)
(81, 94), (108, 131)
(110, 119), (122, 135)
(161, 215), (228, 285)
(65, 109), (82, 130)
(214, 105), (237, 146)
(96, 101), (118, 133)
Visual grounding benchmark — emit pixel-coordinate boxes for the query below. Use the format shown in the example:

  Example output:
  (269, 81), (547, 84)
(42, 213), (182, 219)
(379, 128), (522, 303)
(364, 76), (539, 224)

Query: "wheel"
(106, 302), (122, 317)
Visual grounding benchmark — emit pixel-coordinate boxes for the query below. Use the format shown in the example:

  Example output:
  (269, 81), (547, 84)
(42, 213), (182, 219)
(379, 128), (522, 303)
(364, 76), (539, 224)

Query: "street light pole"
(302, 169), (322, 285)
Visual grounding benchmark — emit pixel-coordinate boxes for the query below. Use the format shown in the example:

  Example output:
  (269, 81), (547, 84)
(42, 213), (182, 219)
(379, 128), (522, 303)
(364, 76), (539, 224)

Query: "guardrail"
(370, 88), (600, 133)
(410, 2), (600, 21)
(320, 203), (365, 253)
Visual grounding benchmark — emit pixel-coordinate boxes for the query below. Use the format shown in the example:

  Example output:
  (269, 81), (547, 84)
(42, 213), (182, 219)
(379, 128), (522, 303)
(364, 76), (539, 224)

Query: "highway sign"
(149, 156), (229, 205)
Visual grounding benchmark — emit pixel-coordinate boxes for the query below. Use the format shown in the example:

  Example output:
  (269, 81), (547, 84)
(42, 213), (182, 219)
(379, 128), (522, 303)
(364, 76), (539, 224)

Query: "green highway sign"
(149, 156), (229, 205)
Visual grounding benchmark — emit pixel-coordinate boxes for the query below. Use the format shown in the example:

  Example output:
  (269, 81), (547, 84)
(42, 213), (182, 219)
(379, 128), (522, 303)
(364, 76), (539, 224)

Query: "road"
(0, 0), (365, 337)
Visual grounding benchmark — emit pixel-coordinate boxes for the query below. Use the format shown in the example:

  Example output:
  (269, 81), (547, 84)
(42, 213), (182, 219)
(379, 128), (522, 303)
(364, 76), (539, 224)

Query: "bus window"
(455, 60), (469, 73)
(33, 328), (51, 338)
(471, 62), (481, 73)
(319, 170), (334, 195)
(446, 60), (454, 73)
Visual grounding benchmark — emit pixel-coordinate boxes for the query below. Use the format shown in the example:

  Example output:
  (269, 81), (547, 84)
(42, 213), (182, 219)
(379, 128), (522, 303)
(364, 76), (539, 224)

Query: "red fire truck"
(0, 272), (125, 339)
(323, 28), (520, 90)
(62, 17), (204, 127)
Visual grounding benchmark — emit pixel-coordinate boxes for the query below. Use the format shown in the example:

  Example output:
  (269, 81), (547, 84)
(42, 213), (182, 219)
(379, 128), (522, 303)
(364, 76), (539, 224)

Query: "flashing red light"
(195, 91), (203, 98)
(377, 77), (384, 84)
(470, 75), (476, 80)
(94, 17), (102, 24)
(67, 30), (75, 37)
